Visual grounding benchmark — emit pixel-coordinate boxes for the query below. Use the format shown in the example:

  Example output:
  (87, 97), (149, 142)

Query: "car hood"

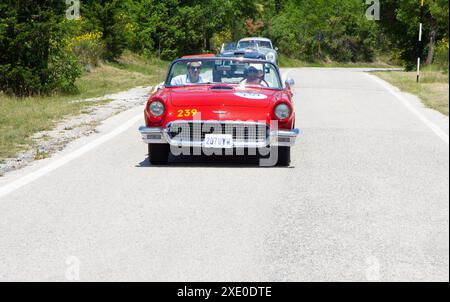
(258, 47), (276, 54)
(165, 86), (281, 123)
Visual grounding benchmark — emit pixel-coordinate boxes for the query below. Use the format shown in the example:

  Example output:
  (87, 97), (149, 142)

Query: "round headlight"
(274, 103), (291, 120)
(266, 52), (276, 63)
(149, 101), (165, 117)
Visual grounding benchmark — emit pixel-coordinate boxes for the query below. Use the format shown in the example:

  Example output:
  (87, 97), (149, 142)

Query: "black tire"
(277, 146), (291, 167)
(148, 144), (169, 165)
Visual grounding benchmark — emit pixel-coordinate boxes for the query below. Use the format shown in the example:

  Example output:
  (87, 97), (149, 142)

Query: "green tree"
(81, 0), (130, 61)
(0, 0), (80, 96)
(267, 0), (378, 62)
(379, 0), (449, 69)
(427, 0), (449, 65)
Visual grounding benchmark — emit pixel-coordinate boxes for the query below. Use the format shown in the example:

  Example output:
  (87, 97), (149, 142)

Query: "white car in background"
(220, 37), (279, 65)
(236, 37), (278, 64)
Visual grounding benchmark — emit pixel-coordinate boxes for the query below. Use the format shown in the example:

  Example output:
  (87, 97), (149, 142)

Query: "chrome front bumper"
(139, 125), (299, 147)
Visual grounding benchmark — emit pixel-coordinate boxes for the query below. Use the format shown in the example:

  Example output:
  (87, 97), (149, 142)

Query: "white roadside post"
(417, 0), (425, 83)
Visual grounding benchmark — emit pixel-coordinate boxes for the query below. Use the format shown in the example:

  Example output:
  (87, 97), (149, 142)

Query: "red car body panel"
(145, 85), (295, 130)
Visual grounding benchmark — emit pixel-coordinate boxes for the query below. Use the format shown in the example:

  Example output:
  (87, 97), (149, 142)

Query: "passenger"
(242, 66), (268, 86)
(171, 61), (205, 85)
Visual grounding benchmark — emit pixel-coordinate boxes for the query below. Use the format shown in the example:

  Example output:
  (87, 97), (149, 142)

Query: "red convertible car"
(139, 57), (299, 166)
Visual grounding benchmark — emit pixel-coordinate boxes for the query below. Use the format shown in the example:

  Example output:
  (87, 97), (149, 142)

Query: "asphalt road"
(0, 68), (448, 281)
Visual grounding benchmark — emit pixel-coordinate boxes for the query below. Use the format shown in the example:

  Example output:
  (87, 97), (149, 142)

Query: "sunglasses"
(189, 67), (201, 71)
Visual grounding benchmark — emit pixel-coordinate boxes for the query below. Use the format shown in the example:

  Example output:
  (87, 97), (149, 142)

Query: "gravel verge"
(0, 86), (152, 176)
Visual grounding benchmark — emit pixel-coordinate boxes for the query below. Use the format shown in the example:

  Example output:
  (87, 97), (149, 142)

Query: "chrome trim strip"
(139, 125), (300, 147)
(166, 120), (268, 127)
(270, 128), (300, 146)
(138, 126), (167, 144)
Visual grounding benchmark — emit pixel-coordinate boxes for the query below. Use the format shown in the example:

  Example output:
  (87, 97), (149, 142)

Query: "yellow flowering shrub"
(435, 37), (449, 72)
(69, 31), (105, 71)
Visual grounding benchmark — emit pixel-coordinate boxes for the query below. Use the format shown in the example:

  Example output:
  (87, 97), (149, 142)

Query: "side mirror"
(275, 47), (279, 51)
(285, 78), (295, 88)
(152, 82), (165, 94)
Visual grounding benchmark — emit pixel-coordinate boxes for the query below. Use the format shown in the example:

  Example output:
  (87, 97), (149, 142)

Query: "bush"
(69, 31), (105, 71)
(434, 38), (449, 73)
(0, 65), (42, 96)
(48, 39), (82, 94)
(267, 0), (377, 63)
(211, 30), (233, 54)
(81, 0), (129, 62)
(0, 1), (82, 96)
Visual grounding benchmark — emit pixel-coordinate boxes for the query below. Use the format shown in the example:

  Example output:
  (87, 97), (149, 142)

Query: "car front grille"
(167, 121), (269, 143)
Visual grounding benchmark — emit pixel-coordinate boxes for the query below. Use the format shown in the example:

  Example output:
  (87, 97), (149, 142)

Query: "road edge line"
(0, 114), (143, 199)
(365, 73), (449, 145)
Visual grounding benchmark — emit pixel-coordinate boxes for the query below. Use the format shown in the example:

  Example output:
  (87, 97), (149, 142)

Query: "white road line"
(366, 73), (449, 145)
(0, 114), (143, 199)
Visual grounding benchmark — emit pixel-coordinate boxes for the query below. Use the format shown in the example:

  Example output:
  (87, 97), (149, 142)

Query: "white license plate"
(204, 134), (233, 148)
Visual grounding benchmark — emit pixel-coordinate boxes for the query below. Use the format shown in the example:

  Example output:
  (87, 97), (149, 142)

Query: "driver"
(171, 61), (205, 85)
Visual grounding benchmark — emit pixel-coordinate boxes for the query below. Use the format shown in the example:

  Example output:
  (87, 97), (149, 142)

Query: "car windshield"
(222, 42), (237, 52)
(238, 40), (272, 49)
(256, 41), (272, 48)
(166, 58), (282, 89)
(237, 41), (258, 50)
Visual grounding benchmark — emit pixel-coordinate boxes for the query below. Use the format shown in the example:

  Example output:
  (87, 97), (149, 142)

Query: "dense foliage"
(379, 0), (449, 69)
(0, 0), (81, 96)
(1, 0), (448, 96)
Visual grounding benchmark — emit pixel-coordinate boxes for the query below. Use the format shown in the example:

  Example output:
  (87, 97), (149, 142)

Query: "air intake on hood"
(210, 85), (234, 91)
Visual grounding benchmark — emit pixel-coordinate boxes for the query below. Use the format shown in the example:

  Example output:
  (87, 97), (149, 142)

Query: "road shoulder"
(0, 86), (152, 177)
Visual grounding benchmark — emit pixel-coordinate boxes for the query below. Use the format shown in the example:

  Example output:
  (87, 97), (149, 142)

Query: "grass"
(110, 51), (169, 79)
(0, 52), (168, 161)
(34, 149), (50, 160)
(278, 54), (397, 68)
(373, 67), (449, 116)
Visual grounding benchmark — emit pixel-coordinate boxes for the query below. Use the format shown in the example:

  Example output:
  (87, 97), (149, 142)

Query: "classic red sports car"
(139, 57), (299, 166)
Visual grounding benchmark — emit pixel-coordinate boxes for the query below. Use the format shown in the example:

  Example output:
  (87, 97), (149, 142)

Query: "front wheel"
(148, 144), (169, 165)
(277, 146), (291, 167)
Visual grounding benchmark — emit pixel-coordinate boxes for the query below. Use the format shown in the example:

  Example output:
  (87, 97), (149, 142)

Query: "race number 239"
(177, 109), (198, 117)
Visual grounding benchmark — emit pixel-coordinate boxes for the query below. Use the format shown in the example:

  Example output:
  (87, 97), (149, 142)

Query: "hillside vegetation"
(1, 1), (448, 96)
